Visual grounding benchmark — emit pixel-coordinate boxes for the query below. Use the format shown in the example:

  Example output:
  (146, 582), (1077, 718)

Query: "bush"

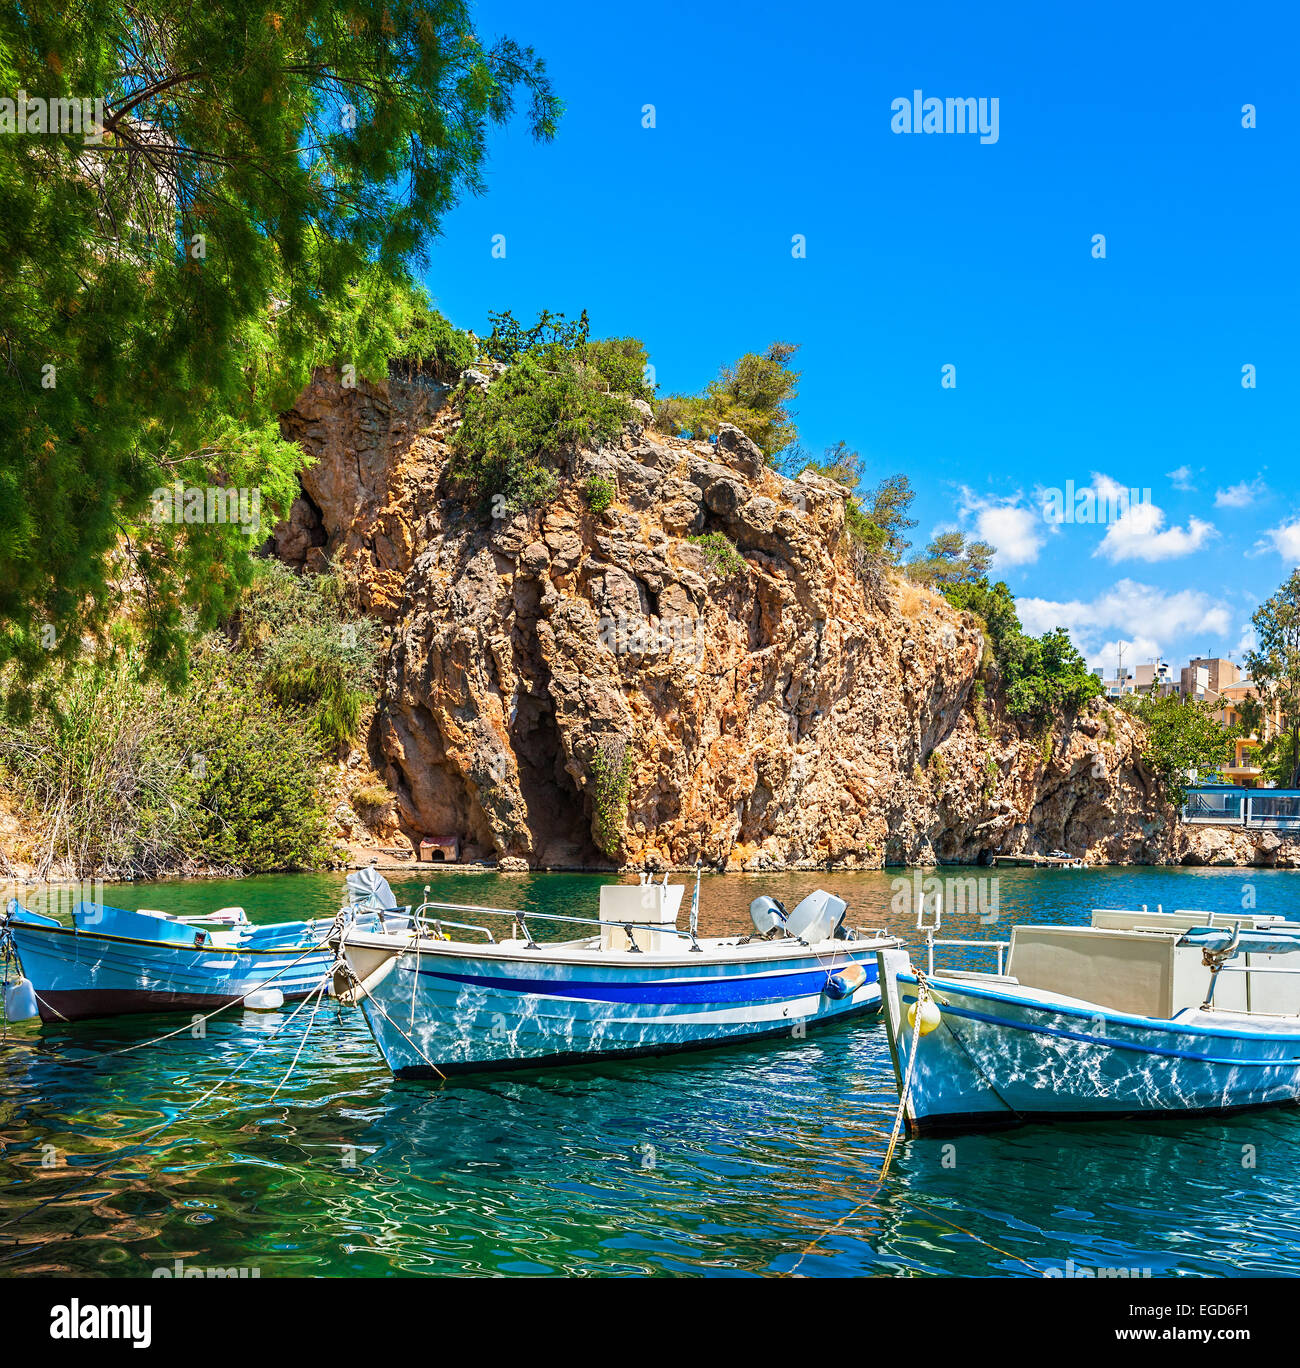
(796, 447), (916, 566)
(235, 562), (380, 749)
(655, 342), (800, 460)
(387, 302), (477, 385)
(583, 476), (616, 515)
(188, 677), (336, 872)
(479, 310), (653, 402)
(0, 658), (197, 879)
(1002, 627), (1104, 721)
(590, 738), (633, 858)
(583, 337), (654, 401)
(449, 353), (635, 512)
(0, 652), (339, 877)
(688, 532), (746, 578)
(349, 782), (394, 821)
(936, 576), (1101, 723)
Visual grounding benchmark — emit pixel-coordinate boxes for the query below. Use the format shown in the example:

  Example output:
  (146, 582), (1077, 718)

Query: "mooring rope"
(332, 951), (447, 1081)
(878, 971), (930, 1180)
(268, 975), (331, 1101)
(785, 973), (929, 1276)
(784, 970), (1037, 1276)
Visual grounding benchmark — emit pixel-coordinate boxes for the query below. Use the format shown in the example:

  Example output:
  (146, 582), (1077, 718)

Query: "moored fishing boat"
(1, 867), (411, 1025)
(878, 903), (1300, 1134)
(333, 871), (897, 1077)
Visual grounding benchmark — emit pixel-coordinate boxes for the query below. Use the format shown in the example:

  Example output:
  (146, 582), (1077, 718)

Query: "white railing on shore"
(1182, 789), (1300, 832)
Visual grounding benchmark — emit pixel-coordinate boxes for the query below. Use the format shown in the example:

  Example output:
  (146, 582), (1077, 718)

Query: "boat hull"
(878, 948), (1300, 1134)
(5, 918), (333, 1024)
(347, 936), (884, 1077)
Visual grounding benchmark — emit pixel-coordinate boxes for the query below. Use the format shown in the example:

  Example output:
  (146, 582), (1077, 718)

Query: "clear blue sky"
(422, 0), (1298, 677)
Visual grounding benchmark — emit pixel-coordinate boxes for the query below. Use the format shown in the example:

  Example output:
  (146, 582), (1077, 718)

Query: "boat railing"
(915, 902), (1010, 975)
(411, 897), (705, 953)
(923, 937), (1011, 976)
(412, 906), (498, 944)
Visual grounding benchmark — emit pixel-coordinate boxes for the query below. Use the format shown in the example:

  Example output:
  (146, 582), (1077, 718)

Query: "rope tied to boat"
(785, 971), (931, 1275)
(330, 954), (447, 1081)
(879, 970), (930, 1182)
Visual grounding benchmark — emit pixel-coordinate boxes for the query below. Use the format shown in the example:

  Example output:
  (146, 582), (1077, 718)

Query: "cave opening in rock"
(510, 692), (600, 868)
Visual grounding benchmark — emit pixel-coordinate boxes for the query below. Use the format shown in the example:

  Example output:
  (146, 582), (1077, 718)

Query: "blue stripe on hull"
(360, 944), (882, 1075)
(417, 960), (877, 1005)
(392, 999), (884, 1077)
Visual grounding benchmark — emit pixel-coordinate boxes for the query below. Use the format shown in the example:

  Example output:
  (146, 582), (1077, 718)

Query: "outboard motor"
(785, 891), (848, 944)
(749, 896), (788, 937)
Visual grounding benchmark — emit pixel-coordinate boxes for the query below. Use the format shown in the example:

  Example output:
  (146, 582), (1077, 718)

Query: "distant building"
(1212, 677), (1282, 788)
(1094, 667), (1135, 700)
(1180, 656), (1241, 701)
(1134, 661), (1176, 696)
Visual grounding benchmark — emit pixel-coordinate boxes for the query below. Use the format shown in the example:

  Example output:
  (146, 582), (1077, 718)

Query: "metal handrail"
(925, 937), (1011, 977)
(412, 904), (496, 944)
(411, 898), (702, 954)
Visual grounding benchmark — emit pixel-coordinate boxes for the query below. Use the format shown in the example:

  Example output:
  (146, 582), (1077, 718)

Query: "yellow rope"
(879, 973), (929, 1180)
(786, 972), (928, 1276)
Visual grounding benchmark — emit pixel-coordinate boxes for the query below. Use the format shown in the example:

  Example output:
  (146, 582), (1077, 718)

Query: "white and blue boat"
(1, 868), (410, 1025)
(878, 904), (1300, 1134)
(334, 874), (897, 1077)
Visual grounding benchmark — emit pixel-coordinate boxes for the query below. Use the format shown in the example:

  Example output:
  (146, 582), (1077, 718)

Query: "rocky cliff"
(274, 370), (1296, 870)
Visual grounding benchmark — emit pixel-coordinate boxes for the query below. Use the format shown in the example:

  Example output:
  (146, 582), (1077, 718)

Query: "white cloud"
(1167, 465), (1197, 491)
(1255, 518), (1300, 563)
(956, 489), (1045, 567)
(1094, 498), (1217, 563)
(1018, 579), (1233, 665)
(1214, 477), (1266, 509)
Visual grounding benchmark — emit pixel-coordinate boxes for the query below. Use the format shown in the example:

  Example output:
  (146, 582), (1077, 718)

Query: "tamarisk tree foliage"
(0, 2), (559, 712)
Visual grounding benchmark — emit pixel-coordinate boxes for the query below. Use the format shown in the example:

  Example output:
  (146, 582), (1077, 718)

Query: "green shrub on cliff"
(1002, 628), (1103, 721)
(688, 532), (747, 578)
(589, 739), (634, 859)
(797, 444), (917, 563)
(655, 342), (800, 459)
(583, 476), (616, 515)
(937, 574), (1102, 723)
(450, 352), (635, 511)
(479, 310), (654, 401)
(235, 562), (379, 750)
(907, 532), (996, 587)
(385, 290), (477, 385)
(187, 674), (335, 873)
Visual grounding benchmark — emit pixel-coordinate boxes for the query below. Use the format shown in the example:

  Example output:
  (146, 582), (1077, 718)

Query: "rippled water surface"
(3, 865), (1298, 1277)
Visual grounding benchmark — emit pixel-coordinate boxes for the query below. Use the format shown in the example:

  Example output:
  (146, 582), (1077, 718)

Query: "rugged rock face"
(275, 369), (1285, 869)
(1177, 825), (1300, 869)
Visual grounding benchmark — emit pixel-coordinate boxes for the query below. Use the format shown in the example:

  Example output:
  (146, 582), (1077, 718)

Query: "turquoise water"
(2, 865), (1299, 1277)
